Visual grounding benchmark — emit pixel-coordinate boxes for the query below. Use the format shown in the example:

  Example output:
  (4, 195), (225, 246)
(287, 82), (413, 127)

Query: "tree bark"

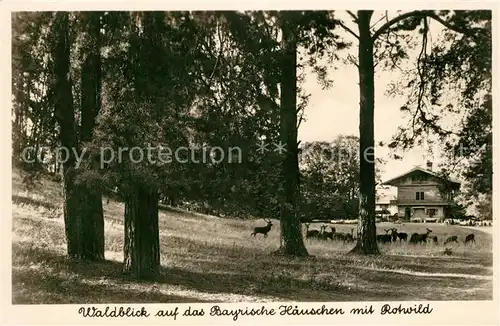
(53, 12), (78, 258)
(118, 12), (163, 279)
(123, 185), (161, 280)
(80, 17), (102, 142)
(350, 11), (380, 255)
(77, 11), (105, 260)
(276, 17), (308, 257)
(53, 12), (104, 260)
(64, 180), (105, 259)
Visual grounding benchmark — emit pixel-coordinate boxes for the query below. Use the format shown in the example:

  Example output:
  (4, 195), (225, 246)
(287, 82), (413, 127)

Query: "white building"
(375, 186), (398, 219)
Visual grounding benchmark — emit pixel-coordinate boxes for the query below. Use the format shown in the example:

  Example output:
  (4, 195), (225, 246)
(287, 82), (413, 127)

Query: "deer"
(328, 226), (337, 239)
(390, 228), (399, 242)
(319, 225), (335, 240)
(377, 234), (392, 244)
(398, 231), (408, 242)
(345, 228), (355, 242)
(251, 218), (273, 238)
(333, 229), (350, 242)
(464, 233), (475, 245)
(334, 233), (349, 242)
(390, 228), (405, 242)
(409, 228), (432, 244)
(443, 235), (459, 245)
(390, 228), (408, 242)
(304, 223), (321, 240)
(331, 227), (354, 243)
(315, 225), (325, 240)
(430, 235), (438, 244)
(376, 229), (392, 244)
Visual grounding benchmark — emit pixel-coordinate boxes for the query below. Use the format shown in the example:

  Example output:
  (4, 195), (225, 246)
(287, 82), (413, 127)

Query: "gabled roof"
(381, 166), (461, 187)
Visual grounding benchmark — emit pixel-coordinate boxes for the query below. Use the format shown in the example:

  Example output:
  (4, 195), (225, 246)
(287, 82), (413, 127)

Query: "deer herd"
(250, 219), (477, 248)
(305, 223), (355, 242)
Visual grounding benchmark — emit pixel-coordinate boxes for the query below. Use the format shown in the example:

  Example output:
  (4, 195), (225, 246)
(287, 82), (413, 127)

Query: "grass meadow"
(11, 169), (493, 304)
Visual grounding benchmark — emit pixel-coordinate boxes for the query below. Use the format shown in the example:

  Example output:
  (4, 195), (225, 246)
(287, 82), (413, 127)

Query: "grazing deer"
(376, 234), (392, 244)
(443, 248), (453, 256)
(409, 228), (432, 244)
(331, 228), (354, 243)
(390, 228), (408, 242)
(332, 229), (348, 242)
(333, 233), (347, 242)
(319, 225), (335, 240)
(398, 232), (408, 242)
(390, 228), (398, 242)
(305, 223), (321, 240)
(251, 218), (273, 238)
(376, 228), (392, 244)
(345, 228), (355, 242)
(443, 235), (459, 245)
(464, 233), (475, 245)
(336, 228), (355, 242)
(317, 225), (327, 240)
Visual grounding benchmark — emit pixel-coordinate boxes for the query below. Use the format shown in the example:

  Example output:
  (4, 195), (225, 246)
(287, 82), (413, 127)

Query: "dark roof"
(381, 166), (461, 187)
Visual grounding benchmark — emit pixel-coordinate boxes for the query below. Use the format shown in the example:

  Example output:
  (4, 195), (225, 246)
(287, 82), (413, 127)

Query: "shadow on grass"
(12, 245), (208, 304)
(168, 253), (493, 301)
(13, 268), (207, 304)
(12, 243), (493, 304)
(12, 244), (370, 303)
(12, 194), (57, 211)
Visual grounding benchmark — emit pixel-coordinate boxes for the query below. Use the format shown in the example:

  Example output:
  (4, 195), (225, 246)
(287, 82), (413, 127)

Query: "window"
(416, 191), (425, 200)
(427, 208), (437, 217)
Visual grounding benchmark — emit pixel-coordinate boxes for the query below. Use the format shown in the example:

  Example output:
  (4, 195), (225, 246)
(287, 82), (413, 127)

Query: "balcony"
(394, 199), (454, 206)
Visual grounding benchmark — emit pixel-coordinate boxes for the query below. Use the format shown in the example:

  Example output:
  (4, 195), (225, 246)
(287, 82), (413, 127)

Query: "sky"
(297, 11), (454, 187)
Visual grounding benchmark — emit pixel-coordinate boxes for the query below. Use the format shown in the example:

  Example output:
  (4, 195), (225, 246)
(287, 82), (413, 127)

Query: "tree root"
(348, 242), (381, 255)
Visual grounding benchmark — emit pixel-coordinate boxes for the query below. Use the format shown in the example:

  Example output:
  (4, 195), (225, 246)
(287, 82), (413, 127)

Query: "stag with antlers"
(251, 218), (273, 238)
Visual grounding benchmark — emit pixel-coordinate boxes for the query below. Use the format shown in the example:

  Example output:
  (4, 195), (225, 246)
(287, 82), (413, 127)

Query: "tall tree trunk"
(76, 11), (105, 260)
(53, 12), (104, 260)
(119, 12), (162, 280)
(53, 12), (79, 257)
(276, 17), (308, 257)
(123, 185), (161, 279)
(350, 11), (379, 255)
(12, 75), (25, 160)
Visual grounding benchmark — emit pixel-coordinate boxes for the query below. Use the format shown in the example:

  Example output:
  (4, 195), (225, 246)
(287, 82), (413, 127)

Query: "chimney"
(426, 161), (433, 171)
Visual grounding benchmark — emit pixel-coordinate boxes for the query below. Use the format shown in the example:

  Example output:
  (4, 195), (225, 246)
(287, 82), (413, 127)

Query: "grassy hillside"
(11, 169), (493, 303)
